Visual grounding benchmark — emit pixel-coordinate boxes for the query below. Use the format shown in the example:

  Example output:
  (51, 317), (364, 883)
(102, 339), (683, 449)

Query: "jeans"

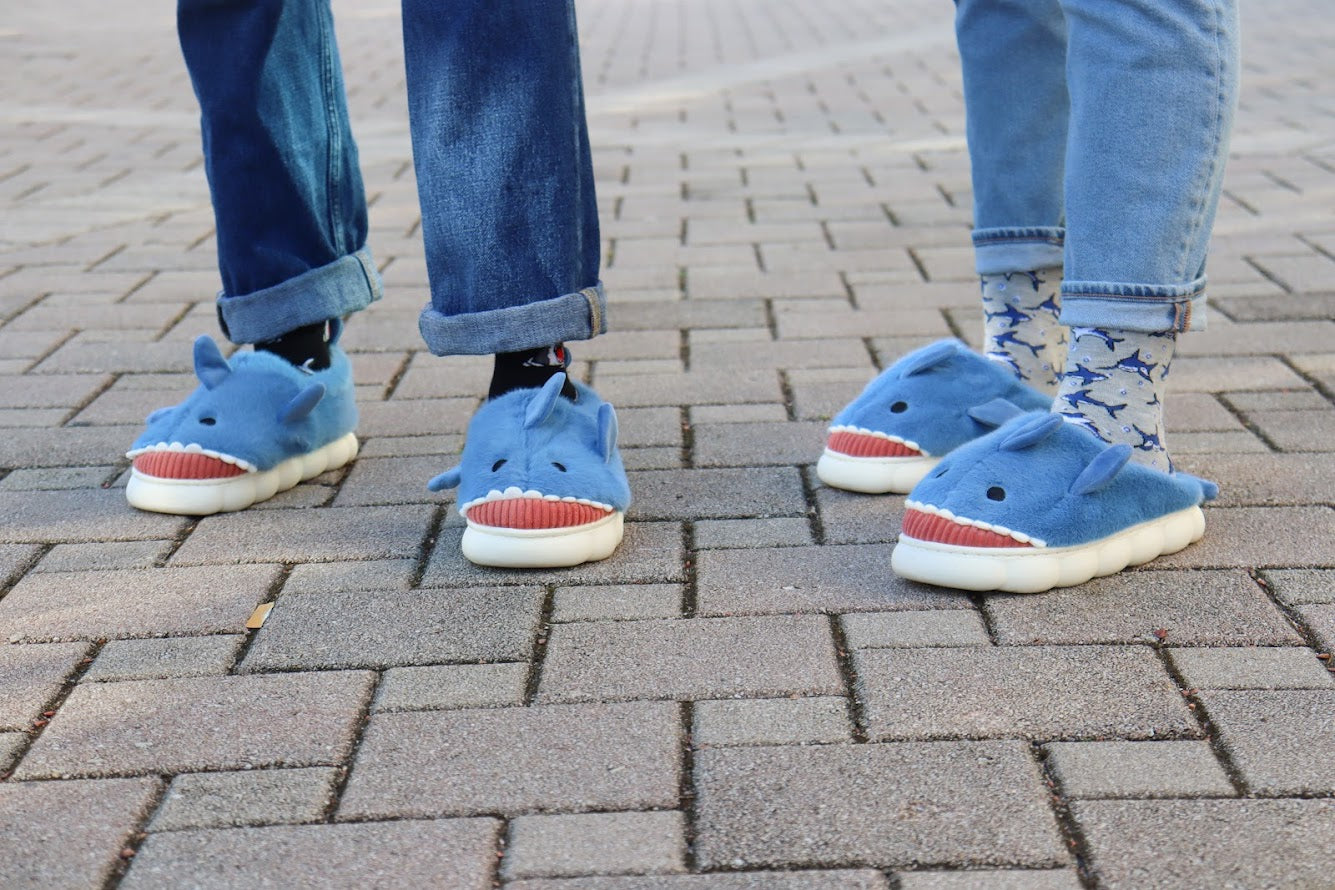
(956, 0), (1239, 333)
(178, 0), (606, 354)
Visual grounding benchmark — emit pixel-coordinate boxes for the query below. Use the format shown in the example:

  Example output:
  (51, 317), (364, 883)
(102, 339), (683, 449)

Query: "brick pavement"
(1, 0), (1333, 887)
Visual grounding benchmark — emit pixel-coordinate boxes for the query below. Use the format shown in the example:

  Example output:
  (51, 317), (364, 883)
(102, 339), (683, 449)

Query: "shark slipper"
(891, 412), (1217, 593)
(428, 372), (631, 569)
(125, 330), (358, 515)
(816, 339), (1051, 494)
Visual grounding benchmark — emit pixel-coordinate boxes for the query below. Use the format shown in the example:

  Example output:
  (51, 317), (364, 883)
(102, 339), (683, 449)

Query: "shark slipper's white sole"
(126, 433), (358, 516)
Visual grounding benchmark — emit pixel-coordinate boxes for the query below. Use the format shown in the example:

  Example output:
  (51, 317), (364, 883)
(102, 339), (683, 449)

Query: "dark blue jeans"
(178, 0), (606, 354)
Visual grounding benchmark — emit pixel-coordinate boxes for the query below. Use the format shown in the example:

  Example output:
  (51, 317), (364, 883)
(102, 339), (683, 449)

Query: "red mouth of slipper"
(901, 508), (1033, 549)
(827, 430), (923, 459)
(466, 497), (609, 530)
(132, 450), (248, 480)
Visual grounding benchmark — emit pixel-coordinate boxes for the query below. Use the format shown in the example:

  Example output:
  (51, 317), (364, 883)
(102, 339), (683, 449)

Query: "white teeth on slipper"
(827, 424), (923, 454)
(461, 487), (615, 513)
(905, 499), (1047, 548)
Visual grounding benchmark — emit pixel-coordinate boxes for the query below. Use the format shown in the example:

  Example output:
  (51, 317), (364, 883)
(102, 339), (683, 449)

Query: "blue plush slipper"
(428, 373), (631, 569)
(891, 412), (1217, 593)
(816, 339), (1051, 494)
(125, 331), (358, 515)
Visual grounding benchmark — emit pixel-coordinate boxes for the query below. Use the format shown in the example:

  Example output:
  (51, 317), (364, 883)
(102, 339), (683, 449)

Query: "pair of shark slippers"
(817, 339), (1216, 594)
(127, 332), (630, 570)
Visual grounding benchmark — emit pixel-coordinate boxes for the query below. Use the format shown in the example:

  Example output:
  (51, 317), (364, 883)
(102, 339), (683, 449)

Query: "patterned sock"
(489, 344), (577, 400)
(980, 266), (1066, 394)
(255, 321), (331, 371)
(1054, 326), (1176, 472)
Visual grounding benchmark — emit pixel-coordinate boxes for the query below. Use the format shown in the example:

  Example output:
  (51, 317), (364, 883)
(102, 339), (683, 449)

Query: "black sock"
(489, 345), (577, 400)
(255, 321), (331, 371)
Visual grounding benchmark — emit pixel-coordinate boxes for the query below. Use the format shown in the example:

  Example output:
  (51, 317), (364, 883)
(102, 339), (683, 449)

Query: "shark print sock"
(1054, 326), (1176, 472)
(980, 266), (1066, 394)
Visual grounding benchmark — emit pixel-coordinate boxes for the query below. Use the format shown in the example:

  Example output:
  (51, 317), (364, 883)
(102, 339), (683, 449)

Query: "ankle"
(255, 321), (332, 371)
(489, 345), (577, 400)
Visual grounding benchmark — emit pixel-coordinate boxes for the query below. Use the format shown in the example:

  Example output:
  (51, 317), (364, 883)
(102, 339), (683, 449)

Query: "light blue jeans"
(178, 0), (605, 354)
(956, 0), (1239, 333)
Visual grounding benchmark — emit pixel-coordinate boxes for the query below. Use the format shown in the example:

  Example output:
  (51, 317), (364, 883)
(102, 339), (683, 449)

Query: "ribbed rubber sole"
(461, 511), (625, 568)
(125, 433), (359, 515)
(815, 448), (940, 494)
(890, 505), (1205, 593)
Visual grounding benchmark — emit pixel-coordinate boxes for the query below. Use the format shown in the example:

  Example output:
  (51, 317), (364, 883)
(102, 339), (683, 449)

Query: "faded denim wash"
(177, 0), (604, 353)
(956, 0), (1240, 332)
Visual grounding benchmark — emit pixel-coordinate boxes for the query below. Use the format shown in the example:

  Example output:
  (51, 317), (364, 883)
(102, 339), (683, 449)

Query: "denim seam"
(319, 4), (342, 256)
(1177, 0), (1227, 283)
(1061, 286), (1206, 302)
(582, 286), (602, 335)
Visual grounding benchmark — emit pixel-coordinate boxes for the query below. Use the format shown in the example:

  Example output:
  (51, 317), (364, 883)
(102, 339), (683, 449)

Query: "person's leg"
(1055, 0), (1240, 470)
(403, 0), (627, 567)
(126, 0), (378, 515)
(956, 0), (1069, 393)
(179, 0), (381, 351)
(814, 0), (1072, 497)
(403, 0), (603, 400)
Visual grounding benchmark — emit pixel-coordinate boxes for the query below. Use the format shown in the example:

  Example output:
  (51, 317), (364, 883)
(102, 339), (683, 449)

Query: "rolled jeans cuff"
(418, 283), (608, 356)
(972, 226), (1065, 276)
(216, 247), (383, 344)
(1059, 276), (1208, 334)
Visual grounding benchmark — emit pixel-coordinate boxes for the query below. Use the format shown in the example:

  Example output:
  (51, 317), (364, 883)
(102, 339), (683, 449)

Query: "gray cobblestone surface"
(1, 0), (1332, 884)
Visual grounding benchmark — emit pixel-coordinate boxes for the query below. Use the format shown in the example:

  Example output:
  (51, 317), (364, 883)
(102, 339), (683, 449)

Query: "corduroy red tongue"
(827, 430), (922, 458)
(901, 508), (1031, 548)
(466, 497), (607, 530)
(133, 451), (247, 479)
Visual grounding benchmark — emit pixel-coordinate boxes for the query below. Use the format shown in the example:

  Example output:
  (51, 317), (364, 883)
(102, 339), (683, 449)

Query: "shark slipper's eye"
(932, 467), (947, 478)
(987, 486), (1006, 501)
(552, 462), (567, 472)
(491, 459), (507, 472)
(199, 416), (216, 426)
(891, 401), (908, 413)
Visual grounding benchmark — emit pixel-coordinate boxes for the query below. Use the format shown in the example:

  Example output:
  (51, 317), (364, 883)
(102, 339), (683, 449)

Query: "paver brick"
(1262, 568), (1335, 605)
(339, 702), (681, 819)
(857, 646), (1196, 741)
(32, 540), (169, 573)
(1299, 603), (1335, 651)
(1044, 741), (1234, 798)
(693, 517), (813, 549)
(697, 544), (970, 616)
(1169, 646), (1333, 689)
(693, 696), (851, 746)
(552, 584), (683, 622)
(895, 872), (1083, 890)
(841, 610), (990, 648)
(84, 635), (241, 682)
(0, 777), (161, 890)
(1175, 452), (1335, 506)
(1155, 507), (1335, 568)
(17, 671), (374, 779)
(1074, 799), (1335, 890)
(503, 811), (687, 879)
(125, 819), (501, 890)
(538, 615), (842, 703)
(0, 641), (87, 730)
(1, 731), (27, 772)
(1201, 689), (1335, 793)
(694, 742), (1065, 869)
(281, 558), (416, 595)
(373, 663), (528, 712)
(168, 505), (435, 565)
(631, 467), (807, 521)
(0, 486), (184, 543)
(983, 569), (1300, 646)
(149, 768), (337, 831)
(506, 873), (891, 890)
(240, 587), (541, 671)
(0, 564), (279, 642)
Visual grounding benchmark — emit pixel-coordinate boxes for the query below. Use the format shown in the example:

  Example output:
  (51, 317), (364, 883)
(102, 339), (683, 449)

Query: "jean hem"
(418, 283), (608, 355)
(216, 247), (383, 344)
(1060, 277), (1208, 333)
(972, 226), (1065, 276)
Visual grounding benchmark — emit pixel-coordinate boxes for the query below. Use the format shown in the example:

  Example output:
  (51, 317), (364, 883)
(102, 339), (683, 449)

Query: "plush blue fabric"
(129, 335), (357, 471)
(428, 373), (631, 512)
(907, 412), (1217, 548)
(832, 339), (1051, 456)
